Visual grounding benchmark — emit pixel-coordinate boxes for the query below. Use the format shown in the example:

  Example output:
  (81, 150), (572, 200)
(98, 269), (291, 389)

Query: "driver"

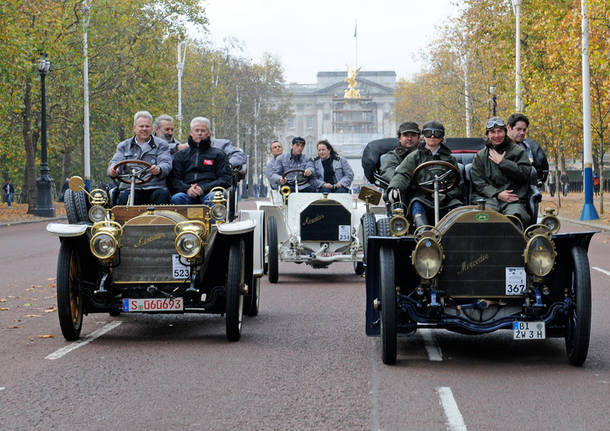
(107, 110), (172, 205)
(470, 117), (532, 225)
(386, 120), (463, 227)
(271, 136), (316, 192)
(169, 117), (232, 204)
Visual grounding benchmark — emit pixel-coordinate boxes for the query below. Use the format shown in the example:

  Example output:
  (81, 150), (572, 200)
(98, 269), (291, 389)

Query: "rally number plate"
(513, 321), (545, 340)
(123, 298), (184, 312)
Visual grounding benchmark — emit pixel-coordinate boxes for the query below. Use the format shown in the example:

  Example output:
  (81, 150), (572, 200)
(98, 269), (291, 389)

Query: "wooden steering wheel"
(111, 159), (154, 185)
(412, 161), (460, 194)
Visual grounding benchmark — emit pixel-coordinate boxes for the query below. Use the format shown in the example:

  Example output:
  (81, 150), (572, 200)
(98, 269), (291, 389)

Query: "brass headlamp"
(90, 220), (123, 261)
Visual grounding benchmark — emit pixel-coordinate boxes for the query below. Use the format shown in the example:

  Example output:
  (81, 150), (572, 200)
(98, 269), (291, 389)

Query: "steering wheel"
(282, 169), (310, 186)
(111, 159), (153, 185)
(412, 161), (460, 194)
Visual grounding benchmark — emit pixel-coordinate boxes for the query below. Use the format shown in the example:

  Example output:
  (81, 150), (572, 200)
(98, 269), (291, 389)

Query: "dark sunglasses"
(486, 118), (505, 129)
(422, 128), (444, 139)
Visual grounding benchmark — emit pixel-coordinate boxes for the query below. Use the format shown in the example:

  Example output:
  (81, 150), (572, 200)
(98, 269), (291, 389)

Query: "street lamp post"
(512, 0), (522, 112)
(489, 86), (498, 117)
(34, 54), (56, 217)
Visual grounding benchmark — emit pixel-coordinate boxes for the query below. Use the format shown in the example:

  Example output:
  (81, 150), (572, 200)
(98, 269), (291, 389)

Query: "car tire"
(226, 240), (245, 342)
(73, 189), (89, 222)
(245, 276), (260, 317)
(56, 240), (84, 341)
(64, 189), (79, 224)
(353, 261), (365, 275)
(377, 217), (391, 237)
(267, 216), (279, 284)
(361, 213), (377, 264)
(565, 246), (591, 366)
(379, 245), (397, 365)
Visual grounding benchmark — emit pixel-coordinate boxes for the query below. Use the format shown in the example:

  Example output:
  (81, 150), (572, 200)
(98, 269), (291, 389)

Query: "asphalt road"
(0, 216), (608, 430)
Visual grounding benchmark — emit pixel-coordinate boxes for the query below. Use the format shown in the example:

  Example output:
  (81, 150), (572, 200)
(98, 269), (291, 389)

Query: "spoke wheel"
(267, 216), (279, 284)
(361, 213), (377, 264)
(57, 240), (84, 341)
(379, 245), (397, 364)
(226, 240), (245, 342)
(565, 246), (592, 366)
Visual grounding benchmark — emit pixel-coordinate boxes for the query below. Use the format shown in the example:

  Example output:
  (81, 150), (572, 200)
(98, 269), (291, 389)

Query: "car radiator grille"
(300, 201), (351, 241)
(112, 225), (181, 283)
(438, 222), (526, 297)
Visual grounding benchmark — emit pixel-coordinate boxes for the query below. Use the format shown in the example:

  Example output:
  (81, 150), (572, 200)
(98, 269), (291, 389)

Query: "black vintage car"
(47, 164), (264, 342)
(360, 138), (595, 366)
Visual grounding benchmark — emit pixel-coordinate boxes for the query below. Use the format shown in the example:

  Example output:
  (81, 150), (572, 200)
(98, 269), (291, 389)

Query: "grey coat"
(108, 136), (172, 190)
(271, 152), (315, 185)
(312, 156), (354, 189)
(213, 139), (247, 167)
(265, 156), (279, 188)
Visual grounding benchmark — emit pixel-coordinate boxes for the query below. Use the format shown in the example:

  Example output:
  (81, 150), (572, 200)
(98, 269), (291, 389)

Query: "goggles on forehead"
(422, 128), (444, 139)
(486, 118), (505, 129)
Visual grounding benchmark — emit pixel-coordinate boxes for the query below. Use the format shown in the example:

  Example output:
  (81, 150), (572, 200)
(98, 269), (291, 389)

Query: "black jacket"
(169, 136), (232, 194)
(520, 139), (549, 183)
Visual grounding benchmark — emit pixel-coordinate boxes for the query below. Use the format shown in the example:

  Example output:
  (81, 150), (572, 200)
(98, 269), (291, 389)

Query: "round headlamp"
(90, 232), (118, 260)
(524, 234), (556, 277)
(175, 232), (202, 258)
(210, 204), (227, 221)
(540, 215), (560, 234)
(88, 205), (107, 223)
(389, 214), (409, 236)
(411, 238), (443, 280)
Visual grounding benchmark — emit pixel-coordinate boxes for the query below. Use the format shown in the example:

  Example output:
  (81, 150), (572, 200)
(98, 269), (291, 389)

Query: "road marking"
(0, 387), (5, 391)
(593, 267), (610, 277)
(420, 329), (443, 361)
(438, 387), (467, 431)
(45, 321), (122, 360)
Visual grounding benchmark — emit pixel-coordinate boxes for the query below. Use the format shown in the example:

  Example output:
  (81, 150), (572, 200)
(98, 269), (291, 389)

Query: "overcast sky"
(201, 0), (461, 84)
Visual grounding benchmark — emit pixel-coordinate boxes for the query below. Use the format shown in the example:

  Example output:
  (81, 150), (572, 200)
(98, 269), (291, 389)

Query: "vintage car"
(258, 169), (366, 283)
(361, 138), (594, 366)
(47, 160), (264, 342)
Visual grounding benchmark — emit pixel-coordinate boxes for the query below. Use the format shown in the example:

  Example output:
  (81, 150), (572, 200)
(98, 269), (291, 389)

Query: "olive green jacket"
(388, 143), (463, 208)
(379, 145), (414, 182)
(470, 139), (532, 203)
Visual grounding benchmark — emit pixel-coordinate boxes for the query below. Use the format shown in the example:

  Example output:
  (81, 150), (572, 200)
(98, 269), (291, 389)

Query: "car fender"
(239, 210), (264, 277)
(47, 223), (88, 237)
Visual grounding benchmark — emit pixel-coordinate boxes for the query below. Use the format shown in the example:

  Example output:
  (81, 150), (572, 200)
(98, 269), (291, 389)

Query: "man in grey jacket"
(271, 136), (316, 192)
(108, 110), (172, 205)
(264, 140), (283, 189)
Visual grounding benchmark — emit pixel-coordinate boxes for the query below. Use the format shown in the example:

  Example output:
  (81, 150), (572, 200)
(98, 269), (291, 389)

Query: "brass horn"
(280, 185), (291, 197)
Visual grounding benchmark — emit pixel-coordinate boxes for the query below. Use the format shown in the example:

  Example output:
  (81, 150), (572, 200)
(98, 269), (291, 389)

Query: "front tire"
(267, 216), (279, 284)
(361, 213), (377, 263)
(57, 240), (84, 341)
(377, 217), (391, 237)
(565, 246), (592, 366)
(379, 246), (397, 364)
(226, 240), (245, 342)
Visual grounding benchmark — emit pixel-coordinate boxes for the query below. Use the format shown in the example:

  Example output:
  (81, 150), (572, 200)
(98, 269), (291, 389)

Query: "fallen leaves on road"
(36, 334), (55, 339)
(31, 284), (43, 289)
(48, 277), (55, 281)
(43, 305), (57, 313)
(8, 325), (20, 329)
(0, 307), (8, 311)
(25, 314), (41, 318)
(0, 298), (6, 302)
(23, 303), (32, 307)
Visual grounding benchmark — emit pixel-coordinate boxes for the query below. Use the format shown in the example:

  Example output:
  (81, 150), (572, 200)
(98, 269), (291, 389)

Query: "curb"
(0, 215), (67, 228)
(558, 216), (610, 232)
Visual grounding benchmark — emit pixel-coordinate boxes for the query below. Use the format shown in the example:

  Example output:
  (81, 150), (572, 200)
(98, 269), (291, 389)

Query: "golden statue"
(344, 65), (361, 99)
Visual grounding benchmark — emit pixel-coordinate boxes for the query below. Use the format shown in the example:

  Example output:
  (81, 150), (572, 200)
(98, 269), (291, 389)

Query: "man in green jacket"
(379, 121), (420, 183)
(387, 120), (463, 227)
(470, 117), (532, 225)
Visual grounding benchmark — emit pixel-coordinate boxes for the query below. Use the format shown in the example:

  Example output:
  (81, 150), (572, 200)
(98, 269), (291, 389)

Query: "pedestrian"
(560, 171), (569, 197)
(593, 172), (600, 196)
(3, 179), (15, 207)
(548, 172), (556, 197)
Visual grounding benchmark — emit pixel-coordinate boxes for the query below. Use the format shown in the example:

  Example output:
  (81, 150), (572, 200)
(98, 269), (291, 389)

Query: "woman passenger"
(313, 139), (354, 193)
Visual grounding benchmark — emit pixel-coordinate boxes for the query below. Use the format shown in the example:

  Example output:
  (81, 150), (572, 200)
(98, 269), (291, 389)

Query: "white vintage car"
(258, 179), (367, 283)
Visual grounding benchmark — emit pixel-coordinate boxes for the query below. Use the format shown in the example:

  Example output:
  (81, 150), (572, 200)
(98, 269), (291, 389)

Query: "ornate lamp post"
(489, 86), (498, 117)
(34, 54), (56, 217)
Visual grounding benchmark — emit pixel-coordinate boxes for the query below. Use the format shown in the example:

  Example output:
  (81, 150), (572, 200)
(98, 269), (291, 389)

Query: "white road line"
(593, 267), (610, 277)
(45, 321), (122, 360)
(420, 329), (443, 361)
(0, 387), (5, 391)
(438, 387), (467, 431)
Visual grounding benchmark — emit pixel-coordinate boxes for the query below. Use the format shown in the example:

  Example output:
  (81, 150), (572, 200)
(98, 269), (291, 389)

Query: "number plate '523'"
(123, 298), (184, 312)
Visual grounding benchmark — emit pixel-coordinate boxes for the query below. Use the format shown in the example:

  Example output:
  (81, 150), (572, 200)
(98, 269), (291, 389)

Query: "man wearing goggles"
(507, 112), (549, 185)
(386, 120), (463, 227)
(379, 121), (420, 182)
(470, 116), (532, 225)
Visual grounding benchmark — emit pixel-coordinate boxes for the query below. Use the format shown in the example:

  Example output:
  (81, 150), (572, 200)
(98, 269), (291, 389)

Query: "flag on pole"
(354, 21), (357, 38)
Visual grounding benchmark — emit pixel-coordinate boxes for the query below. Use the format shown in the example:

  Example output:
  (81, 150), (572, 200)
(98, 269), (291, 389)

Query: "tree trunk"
(22, 76), (39, 211)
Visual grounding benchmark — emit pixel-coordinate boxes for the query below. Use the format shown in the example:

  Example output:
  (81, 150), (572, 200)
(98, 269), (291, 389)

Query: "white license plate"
(123, 298), (183, 312)
(513, 321), (545, 340)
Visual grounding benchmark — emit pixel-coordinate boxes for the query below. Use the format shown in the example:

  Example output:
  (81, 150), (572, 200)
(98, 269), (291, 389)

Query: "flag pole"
(354, 19), (358, 67)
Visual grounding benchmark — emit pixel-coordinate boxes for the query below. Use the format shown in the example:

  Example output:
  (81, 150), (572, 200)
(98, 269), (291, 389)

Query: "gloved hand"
(387, 188), (400, 203)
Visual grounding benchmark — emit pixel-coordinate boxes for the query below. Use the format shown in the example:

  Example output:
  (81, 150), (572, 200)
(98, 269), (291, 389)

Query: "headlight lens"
(210, 204), (227, 221)
(389, 214), (409, 236)
(540, 215), (560, 234)
(88, 205), (106, 222)
(175, 232), (202, 258)
(90, 233), (118, 260)
(412, 238), (443, 280)
(524, 234), (556, 277)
